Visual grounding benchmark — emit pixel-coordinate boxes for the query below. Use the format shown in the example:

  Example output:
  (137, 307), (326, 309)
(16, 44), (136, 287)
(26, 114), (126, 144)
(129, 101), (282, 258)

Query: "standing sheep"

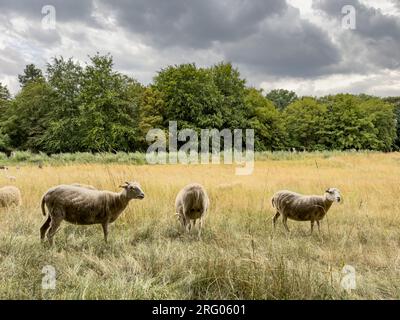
(40, 181), (145, 245)
(271, 188), (341, 234)
(175, 183), (209, 238)
(0, 186), (22, 208)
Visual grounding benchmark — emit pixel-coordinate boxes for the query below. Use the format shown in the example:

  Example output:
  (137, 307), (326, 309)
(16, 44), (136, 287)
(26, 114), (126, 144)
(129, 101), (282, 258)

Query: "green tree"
(152, 63), (223, 129)
(40, 57), (83, 152)
(244, 88), (285, 150)
(266, 89), (298, 110)
(360, 98), (396, 151)
(78, 54), (142, 152)
(137, 86), (165, 150)
(0, 83), (11, 152)
(210, 62), (248, 129)
(18, 64), (44, 87)
(320, 95), (379, 150)
(384, 97), (400, 150)
(2, 81), (54, 151)
(0, 82), (11, 101)
(283, 97), (326, 150)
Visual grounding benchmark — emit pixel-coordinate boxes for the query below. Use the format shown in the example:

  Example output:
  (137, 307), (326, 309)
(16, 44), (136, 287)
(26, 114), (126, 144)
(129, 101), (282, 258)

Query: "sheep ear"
(325, 189), (330, 193)
(119, 183), (128, 189)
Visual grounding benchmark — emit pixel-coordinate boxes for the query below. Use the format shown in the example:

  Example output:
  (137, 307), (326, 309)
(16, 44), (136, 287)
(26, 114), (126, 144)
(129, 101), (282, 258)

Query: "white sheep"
(271, 188), (341, 234)
(0, 186), (22, 208)
(175, 183), (209, 238)
(40, 181), (145, 245)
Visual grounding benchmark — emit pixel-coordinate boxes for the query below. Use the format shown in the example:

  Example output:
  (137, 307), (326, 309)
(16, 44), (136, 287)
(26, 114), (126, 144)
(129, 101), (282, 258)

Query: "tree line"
(0, 54), (399, 154)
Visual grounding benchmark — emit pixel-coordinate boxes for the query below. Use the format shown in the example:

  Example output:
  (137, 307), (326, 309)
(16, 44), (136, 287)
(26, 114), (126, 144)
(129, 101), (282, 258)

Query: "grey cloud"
(0, 47), (27, 76)
(313, 0), (400, 72)
(313, 0), (400, 40)
(99, 0), (287, 48)
(0, 0), (94, 23)
(224, 6), (341, 77)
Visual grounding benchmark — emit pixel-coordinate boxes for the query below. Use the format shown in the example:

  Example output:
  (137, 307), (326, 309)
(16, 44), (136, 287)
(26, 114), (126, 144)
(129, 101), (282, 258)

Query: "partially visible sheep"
(40, 181), (145, 245)
(70, 183), (97, 190)
(0, 186), (22, 208)
(272, 188), (341, 234)
(175, 183), (209, 238)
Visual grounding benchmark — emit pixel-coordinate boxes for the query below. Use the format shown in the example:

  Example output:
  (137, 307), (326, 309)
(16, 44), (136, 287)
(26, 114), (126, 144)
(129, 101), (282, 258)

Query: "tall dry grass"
(0, 152), (399, 299)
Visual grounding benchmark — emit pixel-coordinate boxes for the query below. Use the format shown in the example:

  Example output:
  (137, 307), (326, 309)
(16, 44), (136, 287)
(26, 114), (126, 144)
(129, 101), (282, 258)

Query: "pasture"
(0, 152), (399, 299)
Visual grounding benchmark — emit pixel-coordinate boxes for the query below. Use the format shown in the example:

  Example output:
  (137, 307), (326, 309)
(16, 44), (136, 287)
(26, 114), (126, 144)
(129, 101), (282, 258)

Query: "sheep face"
(325, 188), (341, 202)
(120, 181), (145, 200)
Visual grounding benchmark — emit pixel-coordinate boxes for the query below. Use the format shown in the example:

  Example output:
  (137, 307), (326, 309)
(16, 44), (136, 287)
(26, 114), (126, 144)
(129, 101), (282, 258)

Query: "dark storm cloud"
(313, 0), (400, 71)
(1, 0), (399, 96)
(0, 0), (94, 22)
(96, 0), (341, 77)
(224, 7), (341, 77)
(313, 0), (400, 39)
(98, 0), (288, 48)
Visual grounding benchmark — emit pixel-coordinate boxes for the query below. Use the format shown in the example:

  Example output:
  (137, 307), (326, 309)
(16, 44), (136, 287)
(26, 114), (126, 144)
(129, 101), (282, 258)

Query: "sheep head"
(325, 188), (341, 203)
(120, 181), (145, 200)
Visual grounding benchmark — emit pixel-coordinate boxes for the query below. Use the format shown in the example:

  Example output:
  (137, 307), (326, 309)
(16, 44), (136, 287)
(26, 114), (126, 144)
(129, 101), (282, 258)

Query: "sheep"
(40, 181), (145, 245)
(175, 183), (209, 238)
(70, 183), (97, 190)
(271, 188), (341, 234)
(0, 186), (22, 208)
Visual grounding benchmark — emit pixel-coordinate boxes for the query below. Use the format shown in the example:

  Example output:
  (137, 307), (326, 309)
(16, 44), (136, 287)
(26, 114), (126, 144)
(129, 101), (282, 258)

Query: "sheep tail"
(41, 196), (47, 216)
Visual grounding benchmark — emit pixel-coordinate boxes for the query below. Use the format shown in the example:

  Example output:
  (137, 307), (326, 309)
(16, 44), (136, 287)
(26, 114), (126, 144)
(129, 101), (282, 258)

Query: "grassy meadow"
(0, 152), (400, 299)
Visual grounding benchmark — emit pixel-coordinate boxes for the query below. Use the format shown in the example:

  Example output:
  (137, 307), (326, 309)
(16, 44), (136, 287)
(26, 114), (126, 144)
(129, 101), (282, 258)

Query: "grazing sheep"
(0, 186), (22, 208)
(40, 181), (145, 245)
(0, 166), (8, 170)
(175, 183), (209, 238)
(70, 183), (97, 190)
(272, 188), (341, 234)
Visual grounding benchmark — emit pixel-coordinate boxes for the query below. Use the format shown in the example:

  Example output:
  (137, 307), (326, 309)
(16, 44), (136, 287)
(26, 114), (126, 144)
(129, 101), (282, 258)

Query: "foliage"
(266, 89), (298, 110)
(0, 55), (398, 154)
(18, 64), (44, 87)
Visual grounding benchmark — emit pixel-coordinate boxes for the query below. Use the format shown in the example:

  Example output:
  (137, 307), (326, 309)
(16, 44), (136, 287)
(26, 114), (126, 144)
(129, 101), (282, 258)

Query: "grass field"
(0, 152), (400, 299)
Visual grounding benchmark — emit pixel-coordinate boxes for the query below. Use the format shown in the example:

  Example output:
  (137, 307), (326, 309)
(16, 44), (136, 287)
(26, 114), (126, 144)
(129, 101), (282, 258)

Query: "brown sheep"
(175, 183), (209, 238)
(0, 186), (22, 208)
(272, 188), (341, 234)
(40, 181), (145, 245)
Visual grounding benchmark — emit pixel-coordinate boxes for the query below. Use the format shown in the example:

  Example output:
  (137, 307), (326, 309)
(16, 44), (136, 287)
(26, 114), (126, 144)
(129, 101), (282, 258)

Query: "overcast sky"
(0, 0), (399, 97)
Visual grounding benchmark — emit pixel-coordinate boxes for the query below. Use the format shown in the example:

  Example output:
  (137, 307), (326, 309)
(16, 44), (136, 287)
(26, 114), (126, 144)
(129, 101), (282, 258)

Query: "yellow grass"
(0, 152), (400, 299)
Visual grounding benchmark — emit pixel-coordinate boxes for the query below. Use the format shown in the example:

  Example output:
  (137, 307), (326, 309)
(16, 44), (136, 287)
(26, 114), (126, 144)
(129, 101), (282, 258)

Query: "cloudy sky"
(0, 0), (399, 96)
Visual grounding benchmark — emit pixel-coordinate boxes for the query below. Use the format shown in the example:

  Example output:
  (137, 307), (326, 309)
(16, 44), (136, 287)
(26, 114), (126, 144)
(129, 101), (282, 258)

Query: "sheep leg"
(272, 211), (280, 229)
(47, 217), (62, 246)
(198, 217), (204, 239)
(310, 220), (314, 235)
(40, 216), (52, 241)
(102, 223), (109, 243)
(282, 216), (290, 232)
(317, 220), (321, 233)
